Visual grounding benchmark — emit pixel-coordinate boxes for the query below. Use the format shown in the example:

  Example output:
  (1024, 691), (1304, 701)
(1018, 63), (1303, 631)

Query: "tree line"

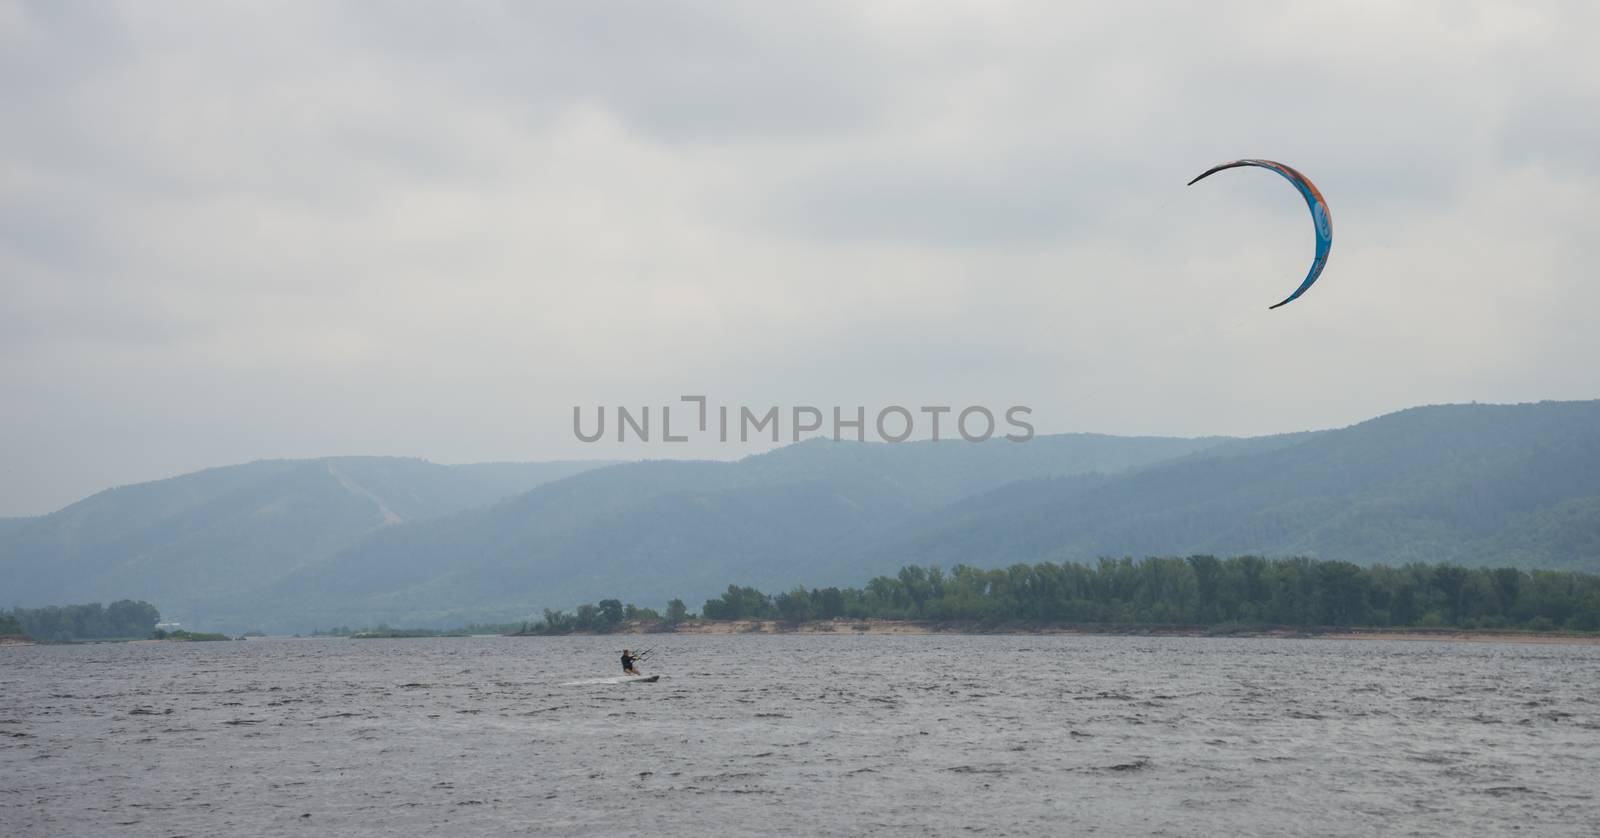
(5, 600), (161, 641)
(324, 557), (1600, 636)
(517, 597), (691, 634)
(698, 557), (1600, 631)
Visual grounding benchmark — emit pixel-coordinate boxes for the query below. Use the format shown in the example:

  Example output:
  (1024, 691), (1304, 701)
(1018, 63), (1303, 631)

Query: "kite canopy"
(1188, 159), (1332, 309)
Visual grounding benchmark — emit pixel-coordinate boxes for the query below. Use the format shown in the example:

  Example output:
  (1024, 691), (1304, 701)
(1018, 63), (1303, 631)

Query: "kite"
(1188, 159), (1332, 309)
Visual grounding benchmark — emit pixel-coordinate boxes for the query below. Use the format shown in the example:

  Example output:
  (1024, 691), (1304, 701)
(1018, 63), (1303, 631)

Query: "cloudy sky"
(2, 1), (1596, 515)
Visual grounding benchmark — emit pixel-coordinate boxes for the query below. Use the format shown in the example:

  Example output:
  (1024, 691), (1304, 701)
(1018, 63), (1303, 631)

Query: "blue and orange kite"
(1188, 159), (1332, 309)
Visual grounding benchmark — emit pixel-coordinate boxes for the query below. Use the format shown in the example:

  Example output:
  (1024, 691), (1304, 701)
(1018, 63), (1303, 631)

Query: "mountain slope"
(234, 433), (1228, 629)
(855, 401), (1600, 575)
(0, 457), (612, 609)
(9, 400), (1596, 634)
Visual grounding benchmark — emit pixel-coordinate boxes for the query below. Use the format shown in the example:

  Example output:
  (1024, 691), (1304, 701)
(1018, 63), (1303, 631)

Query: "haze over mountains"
(863, 401), (1600, 574)
(3, 401), (1598, 633)
(0, 458), (611, 625)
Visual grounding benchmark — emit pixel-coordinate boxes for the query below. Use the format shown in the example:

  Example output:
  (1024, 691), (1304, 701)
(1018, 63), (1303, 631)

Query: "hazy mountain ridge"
(0, 457), (613, 610)
(244, 434), (1225, 629)
(854, 401), (1600, 574)
(4, 401), (1598, 633)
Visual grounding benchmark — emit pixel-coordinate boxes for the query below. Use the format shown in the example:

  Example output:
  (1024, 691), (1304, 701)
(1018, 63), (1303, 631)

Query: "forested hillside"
(0, 457), (610, 609)
(245, 434), (1222, 631)
(852, 401), (1600, 577)
(4, 401), (1597, 634)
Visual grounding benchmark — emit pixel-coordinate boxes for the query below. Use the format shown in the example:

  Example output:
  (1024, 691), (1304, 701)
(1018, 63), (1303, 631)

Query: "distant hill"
(243, 433), (1223, 630)
(0, 457), (612, 612)
(5, 400), (1597, 633)
(852, 401), (1600, 576)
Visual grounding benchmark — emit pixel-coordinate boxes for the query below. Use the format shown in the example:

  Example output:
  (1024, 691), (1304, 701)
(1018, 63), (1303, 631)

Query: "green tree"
(775, 587), (814, 623)
(811, 587), (846, 619)
(596, 599), (624, 630)
(680, 559), (1600, 632)
(702, 586), (771, 620)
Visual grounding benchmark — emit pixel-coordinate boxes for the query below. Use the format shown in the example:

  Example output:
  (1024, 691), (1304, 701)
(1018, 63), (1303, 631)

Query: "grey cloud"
(1499, 91), (1600, 174)
(1, 1), (1598, 515)
(0, 193), (119, 274)
(765, 156), (1142, 247)
(330, 2), (889, 144)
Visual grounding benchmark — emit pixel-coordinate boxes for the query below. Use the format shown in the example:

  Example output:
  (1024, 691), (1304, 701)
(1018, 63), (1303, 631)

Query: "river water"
(3, 634), (1598, 837)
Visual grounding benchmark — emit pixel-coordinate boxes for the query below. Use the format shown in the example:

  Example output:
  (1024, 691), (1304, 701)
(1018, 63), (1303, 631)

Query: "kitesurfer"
(621, 649), (642, 676)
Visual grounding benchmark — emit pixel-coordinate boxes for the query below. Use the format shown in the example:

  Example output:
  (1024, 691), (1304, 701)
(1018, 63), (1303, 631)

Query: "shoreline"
(587, 619), (1600, 645)
(8, 625), (1594, 648)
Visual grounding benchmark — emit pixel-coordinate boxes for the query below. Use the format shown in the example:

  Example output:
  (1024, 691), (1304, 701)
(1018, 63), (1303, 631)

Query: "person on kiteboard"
(621, 649), (642, 676)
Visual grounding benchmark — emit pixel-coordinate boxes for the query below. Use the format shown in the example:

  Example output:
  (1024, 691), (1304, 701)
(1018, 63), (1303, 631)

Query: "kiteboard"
(558, 674), (661, 686)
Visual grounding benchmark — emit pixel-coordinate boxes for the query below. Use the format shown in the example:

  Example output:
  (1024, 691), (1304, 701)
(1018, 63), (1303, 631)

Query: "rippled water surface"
(4, 635), (1599, 836)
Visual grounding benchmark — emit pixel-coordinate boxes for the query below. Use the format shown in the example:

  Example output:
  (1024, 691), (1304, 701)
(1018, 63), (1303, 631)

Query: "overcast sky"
(2, 1), (1597, 515)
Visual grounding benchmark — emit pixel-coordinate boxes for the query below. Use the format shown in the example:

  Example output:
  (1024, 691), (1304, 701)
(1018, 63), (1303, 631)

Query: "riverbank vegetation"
(512, 557), (1600, 635)
(230, 558), (1600, 639)
(150, 628), (231, 641)
(510, 598), (689, 635)
(0, 613), (24, 637)
(310, 625), (470, 638)
(4, 600), (160, 641)
(351, 628), (466, 638)
(697, 558), (1600, 632)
